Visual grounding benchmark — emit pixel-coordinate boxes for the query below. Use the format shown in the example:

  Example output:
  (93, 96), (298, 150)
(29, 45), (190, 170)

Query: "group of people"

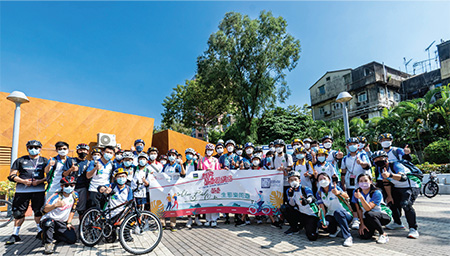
(5, 132), (420, 253)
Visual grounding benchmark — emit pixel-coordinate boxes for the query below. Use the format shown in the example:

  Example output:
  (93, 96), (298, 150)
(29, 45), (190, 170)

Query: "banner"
(148, 170), (284, 218)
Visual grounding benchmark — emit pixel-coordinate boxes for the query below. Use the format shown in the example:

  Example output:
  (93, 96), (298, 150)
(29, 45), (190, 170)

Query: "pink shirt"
(200, 156), (220, 170)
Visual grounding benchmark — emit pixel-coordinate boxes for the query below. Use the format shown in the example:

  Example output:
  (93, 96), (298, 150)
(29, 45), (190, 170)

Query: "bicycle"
(0, 199), (13, 228)
(423, 172), (439, 198)
(79, 184), (163, 255)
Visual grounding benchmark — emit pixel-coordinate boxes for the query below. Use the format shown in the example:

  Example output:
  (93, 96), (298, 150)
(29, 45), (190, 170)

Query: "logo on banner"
(261, 178), (271, 188)
(193, 173), (199, 179)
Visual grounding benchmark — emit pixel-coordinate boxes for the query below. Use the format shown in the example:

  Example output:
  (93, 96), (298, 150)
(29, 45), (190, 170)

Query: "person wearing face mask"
(159, 155), (168, 166)
(147, 147), (163, 173)
(372, 150), (420, 239)
(162, 149), (186, 231)
(213, 143), (225, 159)
(113, 149), (124, 170)
(293, 147), (315, 192)
(357, 136), (372, 159)
(321, 136), (344, 166)
(131, 153), (150, 210)
(291, 139), (303, 163)
(86, 146), (116, 209)
(183, 148), (202, 228)
(302, 138), (315, 163)
(40, 177), (78, 254)
(262, 150), (275, 170)
(352, 174), (391, 244)
(234, 144), (246, 169)
(316, 173), (354, 247)
(314, 149), (339, 187)
(132, 139), (146, 165)
(272, 139), (293, 205)
(253, 146), (264, 167)
(91, 148), (102, 162)
(280, 171), (319, 241)
(237, 142), (254, 169)
(340, 137), (372, 230)
(219, 140), (239, 170)
(198, 144), (220, 227)
(268, 141), (275, 153)
(378, 133), (411, 163)
(45, 141), (71, 201)
(6, 140), (49, 246)
(62, 143), (91, 217)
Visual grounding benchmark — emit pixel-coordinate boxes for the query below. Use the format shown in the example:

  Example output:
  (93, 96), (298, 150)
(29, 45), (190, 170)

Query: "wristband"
(389, 173), (393, 178)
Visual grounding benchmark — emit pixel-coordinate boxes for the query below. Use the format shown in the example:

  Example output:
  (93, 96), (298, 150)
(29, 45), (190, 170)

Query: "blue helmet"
(244, 142), (254, 149)
(134, 139), (145, 146)
(346, 137), (359, 144)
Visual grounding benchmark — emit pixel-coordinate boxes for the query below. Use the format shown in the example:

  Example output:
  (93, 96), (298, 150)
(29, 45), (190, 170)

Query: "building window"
(318, 85), (325, 95)
(197, 133), (203, 138)
(334, 103), (342, 110)
(379, 88), (385, 97)
(364, 68), (371, 76)
(343, 74), (351, 85)
(358, 92), (367, 102)
(319, 107), (325, 115)
(394, 92), (401, 102)
(326, 77), (330, 81)
(387, 90), (391, 98)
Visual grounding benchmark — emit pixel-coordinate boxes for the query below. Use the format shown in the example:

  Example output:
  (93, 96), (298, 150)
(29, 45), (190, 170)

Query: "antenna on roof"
(425, 41), (435, 71)
(403, 57), (412, 74)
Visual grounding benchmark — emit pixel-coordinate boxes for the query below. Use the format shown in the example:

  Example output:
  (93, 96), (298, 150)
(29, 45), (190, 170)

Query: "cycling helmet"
(60, 176), (76, 185)
(217, 139), (224, 145)
(317, 148), (329, 155)
(294, 147), (307, 154)
(254, 146), (263, 153)
(291, 139), (303, 146)
(92, 148), (102, 155)
(371, 150), (388, 160)
(26, 140), (42, 148)
(185, 148), (196, 155)
(358, 136), (367, 144)
(167, 149), (178, 155)
(244, 142), (254, 149)
(114, 168), (128, 177)
(147, 147), (158, 154)
(76, 143), (90, 150)
(303, 138), (312, 143)
(273, 139), (285, 146)
(159, 155), (168, 160)
(134, 139), (145, 146)
(138, 152), (149, 160)
(378, 133), (393, 141)
(288, 171), (301, 178)
(236, 144), (244, 150)
(215, 143), (224, 148)
(116, 149), (124, 154)
(205, 144), (215, 150)
(346, 137), (359, 144)
(122, 151), (134, 159)
(268, 141), (274, 146)
(251, 155), (262, 161)
(225, 140), (236, 147)
(321, 135), (333, 142)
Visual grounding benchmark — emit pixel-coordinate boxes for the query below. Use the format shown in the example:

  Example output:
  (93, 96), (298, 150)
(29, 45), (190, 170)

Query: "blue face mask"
(28, 148), (40, 156)
(139, 160), (147, 166)
(63, 186), (74, 194)
(348, 145), (358, 153)
(168, 156), (176, 162)
(296, 154), (305, 159)
(103, 153), (113, 161)
(186, 154), (193, 160)
(123, 161), (132, 167)
(266, 157), (272, 162)
(117, 177), (127, 185)
(136, 145), (144, 152)
(318, 156), (326, 163)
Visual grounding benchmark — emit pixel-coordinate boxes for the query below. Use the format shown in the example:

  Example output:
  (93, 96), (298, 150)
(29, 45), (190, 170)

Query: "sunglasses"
(63, 184), (75, 188)
(28, 146), (40, 150)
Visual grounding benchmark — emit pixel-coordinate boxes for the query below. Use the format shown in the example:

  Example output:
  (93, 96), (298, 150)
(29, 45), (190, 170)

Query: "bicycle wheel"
(79, 208), (104, 247)
(261, 206), (271, 215)
(0, 199), (13, 228)
(119, 211), (163, 255)
(423, 182), (439, 198)
(248, 205), (257, 215)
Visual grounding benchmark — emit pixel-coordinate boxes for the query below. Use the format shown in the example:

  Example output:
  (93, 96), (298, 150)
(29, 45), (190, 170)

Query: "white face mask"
(216, 148), (224, 154)
(252, 160), (260, 166)
(236, 150), (243, 156)
(290, 181), (300, 188)
(358, 143), (365, 149)
(275, 147), (283, 153)
(319, 179), (330, 188)
(304, 143), (310, 149)
(323, 142), (332, 149)
(254, 153), (262, 158)
(93, 155), (101, 161)
(381, 141), (392, 148)
(206, 150), (214, 156)
(227, 146), (234, 152)
(245, 148), (253, 155)
(160, 160), (167, 165)
(58, 150), (68, 157)
(149, 154), (157, 161)
(270, 147), (275, 152)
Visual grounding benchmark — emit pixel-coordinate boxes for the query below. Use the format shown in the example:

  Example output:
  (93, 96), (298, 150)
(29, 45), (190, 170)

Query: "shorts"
(136, 197), (147, 205)
(75, 187), (88, 212)
(12, 192), (45, 218)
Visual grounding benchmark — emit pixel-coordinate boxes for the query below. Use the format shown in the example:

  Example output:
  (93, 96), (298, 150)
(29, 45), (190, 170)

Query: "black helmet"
(288, 171), (301, 178)
(254, 146), (263, 153)
(371, 150), (388, 160)
(321, 135), (333, 142)
(76, 143), (90, 150)
(346, 137), (359, 144)
(26, 140), (42, 148)
(358, 136), (367, 143)
(273, 139), (285, 146)
(378, 133), (393, 141)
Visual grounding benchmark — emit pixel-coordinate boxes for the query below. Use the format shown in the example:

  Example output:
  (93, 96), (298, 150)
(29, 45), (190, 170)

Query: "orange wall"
(0, 91), (154, 180)
(152, 129), (211, 158)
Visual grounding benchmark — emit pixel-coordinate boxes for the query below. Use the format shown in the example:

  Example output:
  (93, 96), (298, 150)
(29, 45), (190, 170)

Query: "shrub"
(423, 139), (450, 164)
(417, 163), (450, 174)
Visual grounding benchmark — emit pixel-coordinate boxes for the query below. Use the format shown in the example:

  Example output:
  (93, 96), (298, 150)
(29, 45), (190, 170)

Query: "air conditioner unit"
(97, 133), (117, 147)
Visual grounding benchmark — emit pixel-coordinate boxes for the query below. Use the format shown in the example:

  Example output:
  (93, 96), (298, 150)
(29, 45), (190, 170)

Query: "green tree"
(197, 11), (301, 140)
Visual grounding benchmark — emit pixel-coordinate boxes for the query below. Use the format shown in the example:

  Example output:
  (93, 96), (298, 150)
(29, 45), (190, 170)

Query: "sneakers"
(351, 219), (360, 230)
(343, 236), (353, 247)
(245, 220), (251, 225)
(271, 221), (282, 229)
(256, 219), (263, 225)
(211, 221), (217, 227)
(377, 234), (389, 244)
(284, 227), (300, 235)
(386, 222), (405, 230)
(186, 218), (193, 229)
(204, 221), (211, 227)
(5, 235), (21, 245)
(407, 228), (419, 239)
(170, 226), (177, 232)
(329, 227), (342, 238)
(44, 242), (55, 254)
(194, 218), (202, 226)
(235, 219), (246, 227)
(224, 218), (230, 225)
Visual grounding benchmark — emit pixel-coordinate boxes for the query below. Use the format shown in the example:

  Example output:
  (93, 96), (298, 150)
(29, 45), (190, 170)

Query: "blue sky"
(1, 1), (449, 126)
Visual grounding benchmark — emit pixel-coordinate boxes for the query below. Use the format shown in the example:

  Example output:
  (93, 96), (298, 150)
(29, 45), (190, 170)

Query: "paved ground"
(1, 194), (449, 256)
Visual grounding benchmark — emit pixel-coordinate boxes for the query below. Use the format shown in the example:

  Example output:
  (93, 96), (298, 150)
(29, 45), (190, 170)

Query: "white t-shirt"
(274, 153), (293, 186)
(294, 160), (314, 189)
(131, 167), (149, 198)
(315, 162), (336, 180)
(42, 192), (78, 222)
(47, 156), (68, 197)
(341, 153), (372, 189)
(89, 160), (114, 192)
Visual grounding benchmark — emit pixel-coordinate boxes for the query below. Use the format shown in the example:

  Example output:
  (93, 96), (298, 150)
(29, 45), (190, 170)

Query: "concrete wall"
(0, 92), (154, 180)
(152, 129), (211, 158)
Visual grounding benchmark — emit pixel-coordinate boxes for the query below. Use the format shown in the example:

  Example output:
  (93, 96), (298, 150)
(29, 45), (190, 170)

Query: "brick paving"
(1, 195), (449, 255)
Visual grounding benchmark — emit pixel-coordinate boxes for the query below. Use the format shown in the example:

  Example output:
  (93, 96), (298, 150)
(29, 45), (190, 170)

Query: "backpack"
(389, 160), (423, 182)
(366, 188), (392, 219)
(294, 159), (311, 172)
(300, 186), (320, 216)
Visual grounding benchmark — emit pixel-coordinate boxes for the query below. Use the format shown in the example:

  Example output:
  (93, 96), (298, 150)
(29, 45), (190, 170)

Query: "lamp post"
(7, 91), (30, 166)
(336, 91), (353, 141)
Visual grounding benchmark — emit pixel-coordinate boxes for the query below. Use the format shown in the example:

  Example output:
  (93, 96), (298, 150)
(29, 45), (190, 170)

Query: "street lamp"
(336, 91), (353, 141)
(7, 91), (30, 166)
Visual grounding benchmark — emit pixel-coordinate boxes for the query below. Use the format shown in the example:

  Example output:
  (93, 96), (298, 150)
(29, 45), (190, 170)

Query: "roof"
(309, 68), (352, 90)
